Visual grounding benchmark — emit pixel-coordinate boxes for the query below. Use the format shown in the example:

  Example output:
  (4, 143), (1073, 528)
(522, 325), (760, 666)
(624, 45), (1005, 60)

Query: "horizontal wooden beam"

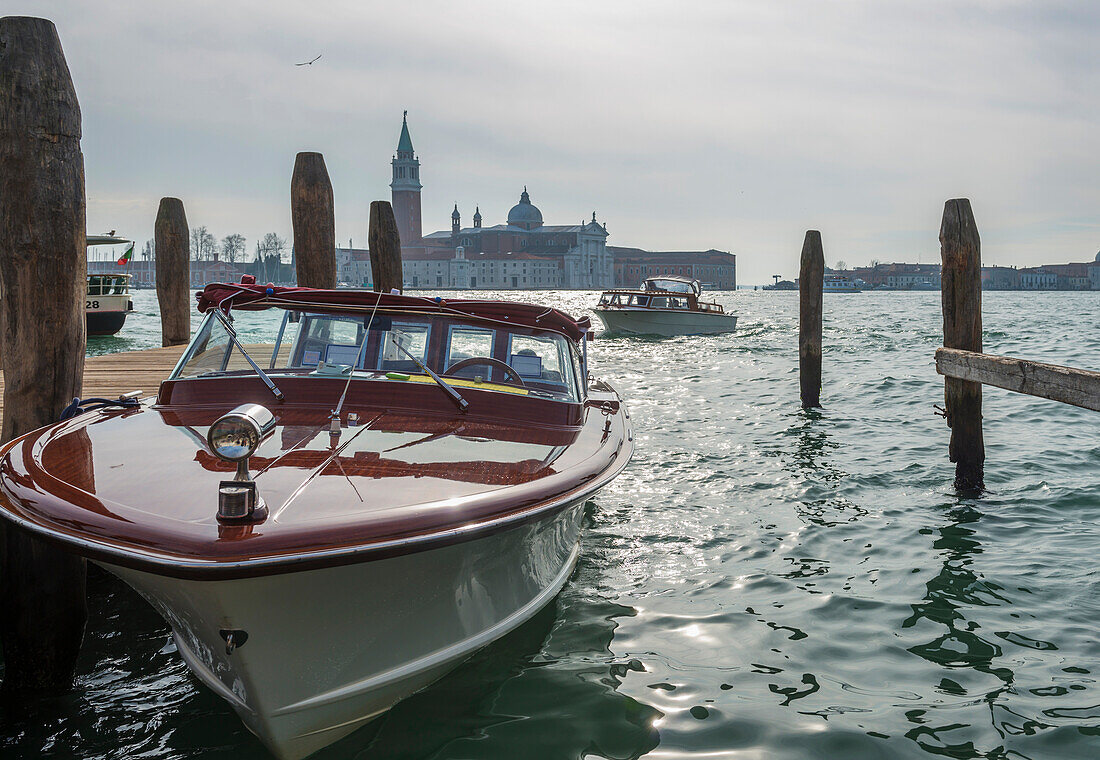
(936, 348), (1100, 412)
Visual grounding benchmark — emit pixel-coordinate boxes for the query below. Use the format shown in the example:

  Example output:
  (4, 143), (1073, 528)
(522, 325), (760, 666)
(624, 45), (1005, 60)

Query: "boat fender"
(60, 393), (142, 420)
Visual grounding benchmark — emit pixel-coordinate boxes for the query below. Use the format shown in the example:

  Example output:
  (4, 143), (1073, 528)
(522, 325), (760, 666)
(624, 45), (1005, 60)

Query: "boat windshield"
(171, 309), (583, 402)
(644, 278), (698, 295)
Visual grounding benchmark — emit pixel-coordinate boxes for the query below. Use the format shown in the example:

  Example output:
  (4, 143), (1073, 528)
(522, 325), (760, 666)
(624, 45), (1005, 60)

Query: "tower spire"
(391, 111), (423, 245)
(397, 110), (414, 156)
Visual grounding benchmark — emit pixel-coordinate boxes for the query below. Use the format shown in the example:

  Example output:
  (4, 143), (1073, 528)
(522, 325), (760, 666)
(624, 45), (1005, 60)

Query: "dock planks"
(0, 344), (279, 428)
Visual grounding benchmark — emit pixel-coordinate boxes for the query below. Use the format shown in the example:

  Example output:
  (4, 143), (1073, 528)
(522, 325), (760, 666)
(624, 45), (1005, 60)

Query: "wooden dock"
(0, 344), (282, 428)
(0, 344), (185, 427)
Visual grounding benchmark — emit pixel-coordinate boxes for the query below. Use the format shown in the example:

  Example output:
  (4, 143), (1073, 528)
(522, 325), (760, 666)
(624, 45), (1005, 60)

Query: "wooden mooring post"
(0, 16), (88, 694)
(799, 230), (824, 408)
(935, 197), (1099, 490)
(939, 199), (985, 490)
(155, 197), (190, 346)
(291, 152), (336, 289)
(368, 200), (403, 292)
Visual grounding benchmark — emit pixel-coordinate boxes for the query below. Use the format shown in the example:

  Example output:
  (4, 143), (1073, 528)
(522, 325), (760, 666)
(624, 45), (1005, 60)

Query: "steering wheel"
(444, 357), (527, 387)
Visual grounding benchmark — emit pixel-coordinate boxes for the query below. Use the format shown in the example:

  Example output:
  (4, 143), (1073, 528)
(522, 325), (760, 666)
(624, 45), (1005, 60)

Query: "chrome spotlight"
(207, 404), (275, 522)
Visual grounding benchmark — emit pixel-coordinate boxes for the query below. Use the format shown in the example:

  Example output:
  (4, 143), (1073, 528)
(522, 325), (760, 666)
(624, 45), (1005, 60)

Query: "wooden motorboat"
(594, 276), (736, 336)
(0, 283), (633, 759)
(86, 234), (135, 336)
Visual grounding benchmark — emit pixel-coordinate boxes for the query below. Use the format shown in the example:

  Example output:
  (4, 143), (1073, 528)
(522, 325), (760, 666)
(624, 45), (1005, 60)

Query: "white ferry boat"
(86, 234), (135, 336)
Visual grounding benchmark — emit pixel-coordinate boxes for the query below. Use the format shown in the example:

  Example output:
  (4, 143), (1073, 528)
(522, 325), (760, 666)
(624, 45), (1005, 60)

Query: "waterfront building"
(981, 266), (1020, 290)
(610, 247), (737, 289)
(1037, 262), (1094, 290)
(387, 114), (731, 290)
(843, 262), (940, 289)
(418, 192), (614, 289)
(335, 243), (373, 286)
(1018, 267), (1059, 290)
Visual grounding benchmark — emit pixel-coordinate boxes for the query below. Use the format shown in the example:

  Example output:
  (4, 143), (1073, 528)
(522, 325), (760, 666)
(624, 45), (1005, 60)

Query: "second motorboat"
(594, 276), (736, 336)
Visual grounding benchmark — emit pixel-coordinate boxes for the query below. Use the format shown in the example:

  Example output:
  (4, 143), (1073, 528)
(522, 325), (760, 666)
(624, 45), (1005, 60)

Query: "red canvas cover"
(196, 282), (591, 341)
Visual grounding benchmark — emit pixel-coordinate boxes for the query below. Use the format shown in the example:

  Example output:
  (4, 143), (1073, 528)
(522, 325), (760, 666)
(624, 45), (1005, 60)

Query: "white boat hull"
(594, 307), (737, 336)
(101, 500), (585, 760)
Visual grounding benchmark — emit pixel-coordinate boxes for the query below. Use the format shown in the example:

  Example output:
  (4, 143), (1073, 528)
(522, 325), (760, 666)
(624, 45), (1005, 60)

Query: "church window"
(399, 167), (405, 178)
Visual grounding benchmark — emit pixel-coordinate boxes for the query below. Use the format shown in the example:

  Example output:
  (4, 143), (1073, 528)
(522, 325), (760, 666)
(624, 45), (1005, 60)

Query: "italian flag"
(116, 242), (134, 266)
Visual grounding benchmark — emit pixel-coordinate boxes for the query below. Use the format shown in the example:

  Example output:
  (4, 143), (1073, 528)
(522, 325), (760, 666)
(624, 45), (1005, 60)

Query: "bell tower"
(390, 111), (423, 245)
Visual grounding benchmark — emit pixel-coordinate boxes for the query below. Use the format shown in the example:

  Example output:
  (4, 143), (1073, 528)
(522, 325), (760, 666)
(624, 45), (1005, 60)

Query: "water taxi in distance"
(594, 276), (737, 336)
(86, 234), (135, 335)
(823, 274), (862, 293)
(0, 283), (634, 759)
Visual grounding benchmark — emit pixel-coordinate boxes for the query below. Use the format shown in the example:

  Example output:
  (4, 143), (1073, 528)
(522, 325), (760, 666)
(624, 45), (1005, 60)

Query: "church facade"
(365, 114), (734, 290)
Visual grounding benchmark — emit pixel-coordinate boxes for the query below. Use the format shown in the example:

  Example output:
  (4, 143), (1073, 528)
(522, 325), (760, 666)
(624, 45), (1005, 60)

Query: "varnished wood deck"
(0, 344), (280, 427)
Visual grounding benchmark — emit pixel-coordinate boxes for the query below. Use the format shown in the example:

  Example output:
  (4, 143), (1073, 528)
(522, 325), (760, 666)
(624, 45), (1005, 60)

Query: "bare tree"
(835, 260), (848, 271)
(190, 225), (217, 261)
(221, 233), (246, 264)
(255, 233), (287, 282)
(869, 259), (881, 268)
(142, 239), (154, 261)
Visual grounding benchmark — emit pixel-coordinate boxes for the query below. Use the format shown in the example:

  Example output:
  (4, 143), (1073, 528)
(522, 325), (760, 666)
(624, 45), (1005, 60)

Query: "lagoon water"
(3, 289), (1100, 760)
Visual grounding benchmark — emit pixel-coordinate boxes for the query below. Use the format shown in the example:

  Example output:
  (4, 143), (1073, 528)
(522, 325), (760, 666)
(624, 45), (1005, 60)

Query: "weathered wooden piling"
(0, 15), (88, 694)
(155, 197), (190, 346)
(368, 200), (403, 292)
(939, 198), (984, 491)
(799, 230), (824, 408)
(290, 152), (336, 289)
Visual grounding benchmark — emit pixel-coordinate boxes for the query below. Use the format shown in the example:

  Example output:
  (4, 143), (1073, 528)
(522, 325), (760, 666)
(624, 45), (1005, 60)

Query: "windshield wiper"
(389, 334), (469, 413)
(210, 309), (285, 401)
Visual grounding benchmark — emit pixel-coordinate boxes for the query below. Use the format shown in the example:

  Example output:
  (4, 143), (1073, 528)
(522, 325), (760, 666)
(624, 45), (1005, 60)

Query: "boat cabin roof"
(86, 235), (132, 246)
(197, 282), (591, 343)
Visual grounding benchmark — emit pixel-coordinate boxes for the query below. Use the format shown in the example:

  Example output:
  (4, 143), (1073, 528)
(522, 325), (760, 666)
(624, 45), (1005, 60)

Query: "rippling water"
(4, 289), (1100, 759)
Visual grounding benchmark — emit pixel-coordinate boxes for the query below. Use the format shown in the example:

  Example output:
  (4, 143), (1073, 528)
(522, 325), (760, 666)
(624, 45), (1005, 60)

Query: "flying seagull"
(296, 54), (322, 66)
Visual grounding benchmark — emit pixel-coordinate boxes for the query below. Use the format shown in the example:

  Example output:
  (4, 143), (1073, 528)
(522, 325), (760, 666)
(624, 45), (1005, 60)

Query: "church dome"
(507, 188), (543, 229)
(1095, 250), (1100, 262)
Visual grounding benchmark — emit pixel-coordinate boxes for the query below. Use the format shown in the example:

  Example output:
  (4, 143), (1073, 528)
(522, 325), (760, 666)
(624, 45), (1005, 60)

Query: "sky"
(7, 1), (1100, 284)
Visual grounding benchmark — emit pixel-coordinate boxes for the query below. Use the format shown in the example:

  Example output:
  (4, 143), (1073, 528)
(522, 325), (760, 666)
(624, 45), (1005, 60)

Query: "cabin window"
(446, 327), (495, 375)
(281, 314), (364, 368)
(507, 333), (576, 399)
(378, 321), (430, 372)
(649, 296), (668, 308)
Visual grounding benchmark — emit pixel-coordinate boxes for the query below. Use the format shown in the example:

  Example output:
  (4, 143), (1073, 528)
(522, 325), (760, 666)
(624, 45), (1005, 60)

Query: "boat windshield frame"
(170, 306), (586, 404)
(642, 277), (700, 296)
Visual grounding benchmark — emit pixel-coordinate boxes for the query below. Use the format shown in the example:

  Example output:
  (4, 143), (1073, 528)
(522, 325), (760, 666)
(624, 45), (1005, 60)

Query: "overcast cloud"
(7, 1), (1099, 283)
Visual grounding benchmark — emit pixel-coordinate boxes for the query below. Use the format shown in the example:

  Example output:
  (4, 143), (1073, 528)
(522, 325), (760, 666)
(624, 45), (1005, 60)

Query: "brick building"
(609, 247), (737, 289)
